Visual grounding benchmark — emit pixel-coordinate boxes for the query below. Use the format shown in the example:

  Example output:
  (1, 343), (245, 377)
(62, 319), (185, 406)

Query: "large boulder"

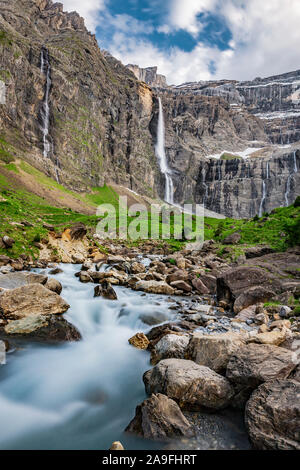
(0, 272), (47, 290)
(226, 343), (298, 389)
(125, 393), (194, 441)
(245, 380), (300, 450)
(217, 266), (281, 310)
(187, 332), (245, 373)
(3, 314), (81, 342)
(247, 329), (290, 346)
(134, 280), (174, 295)
(144, 359), (234, 410)
(0, 283), (70, 319)
(233, 286), (275, 314)
(150, 334), (190, 365)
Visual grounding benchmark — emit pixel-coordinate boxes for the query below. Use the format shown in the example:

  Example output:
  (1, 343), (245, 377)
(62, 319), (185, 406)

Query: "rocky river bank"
(0, 220), (299, 449)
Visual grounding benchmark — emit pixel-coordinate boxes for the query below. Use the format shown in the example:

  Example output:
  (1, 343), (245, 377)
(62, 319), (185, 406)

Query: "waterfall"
(259, 161), (270, 216)
(259, 180), (266, 217)
(202, 168), (208, 208)
(285, 151), (298, 206)
(293, 150), (298, 172)
(155, 98), (174, 204)
(40, 47), (52, 158)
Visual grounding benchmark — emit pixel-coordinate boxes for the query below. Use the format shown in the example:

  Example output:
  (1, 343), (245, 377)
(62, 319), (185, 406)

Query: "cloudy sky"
(61, 0), (300, 85)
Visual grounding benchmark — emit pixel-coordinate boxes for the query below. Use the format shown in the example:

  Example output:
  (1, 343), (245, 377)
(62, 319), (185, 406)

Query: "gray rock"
(245, 380), (300, 450)
(144, 358), (234, 410)
(0, 283), (70, 319)
(151, 334), (190, 365)
(0, 272), (47, 289)
(125, 393), (195, 441)
(187, 332), (245, 373)
(226, 343), (298, 389)
(4, 314), (81, 342)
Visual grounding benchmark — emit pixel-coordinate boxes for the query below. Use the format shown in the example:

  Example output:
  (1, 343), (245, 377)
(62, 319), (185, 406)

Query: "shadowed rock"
(245, 380), (300, 450)
(125, 393), (195, 441)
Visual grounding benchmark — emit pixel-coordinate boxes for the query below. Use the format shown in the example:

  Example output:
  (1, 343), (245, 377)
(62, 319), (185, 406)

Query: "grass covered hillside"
(0, 159), (299, 260)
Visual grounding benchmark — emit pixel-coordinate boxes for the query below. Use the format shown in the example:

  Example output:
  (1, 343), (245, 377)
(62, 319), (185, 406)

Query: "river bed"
(0, 263), (250, 450)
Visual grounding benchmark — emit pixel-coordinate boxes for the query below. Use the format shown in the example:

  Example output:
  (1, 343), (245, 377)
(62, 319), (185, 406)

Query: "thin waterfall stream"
(155, 98), (174, 204)
(40, 47), (52, 159)
(285, 151), (298, 206)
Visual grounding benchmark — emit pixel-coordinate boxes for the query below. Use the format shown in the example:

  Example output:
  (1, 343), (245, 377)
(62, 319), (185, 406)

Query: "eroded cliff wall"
(0, 0), (158, 195)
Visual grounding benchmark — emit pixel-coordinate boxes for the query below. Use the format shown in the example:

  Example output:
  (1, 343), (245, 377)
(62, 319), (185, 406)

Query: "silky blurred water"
(0, 264), (174, 450)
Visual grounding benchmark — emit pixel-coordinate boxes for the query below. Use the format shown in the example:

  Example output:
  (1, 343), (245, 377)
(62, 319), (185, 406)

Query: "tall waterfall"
(155, 98), (174, 204)
(259, 161), (269, 217)
(258, 181), (266, 217)
(285, 151), (298, 206)
(40, 47), (52, 158)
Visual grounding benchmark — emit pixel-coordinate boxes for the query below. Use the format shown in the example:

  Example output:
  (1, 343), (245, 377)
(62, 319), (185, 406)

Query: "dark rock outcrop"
(245, 380), (300, 450)
(125, 393), (195, 441)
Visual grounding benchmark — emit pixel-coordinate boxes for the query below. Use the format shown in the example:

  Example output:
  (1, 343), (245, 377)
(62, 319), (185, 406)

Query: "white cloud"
(168, 0), (217, 37)
(61, 0), (300, 84)
(61, 0), (106, 32)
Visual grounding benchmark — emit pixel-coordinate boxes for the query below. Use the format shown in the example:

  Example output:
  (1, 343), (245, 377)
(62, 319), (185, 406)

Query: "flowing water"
(285, 151), (298, 206)
(0, 264), (175, 450)
(40, 47), (52, 159)
(258, 180), (266, 217)
(0, 264), (250, 450)
(155, 98), (174, 204)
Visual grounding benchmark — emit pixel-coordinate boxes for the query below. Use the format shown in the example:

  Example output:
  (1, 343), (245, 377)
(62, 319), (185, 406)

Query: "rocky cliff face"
(150, 71), (300, 216)
(0, 0), (158, 195)
(126, 64), (167, 88)
(195, 150), (300, 218)
(0, 0), (299, 218)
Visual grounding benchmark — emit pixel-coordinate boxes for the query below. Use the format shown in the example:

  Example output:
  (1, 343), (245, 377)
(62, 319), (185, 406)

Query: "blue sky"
(61, 0), (300, 84)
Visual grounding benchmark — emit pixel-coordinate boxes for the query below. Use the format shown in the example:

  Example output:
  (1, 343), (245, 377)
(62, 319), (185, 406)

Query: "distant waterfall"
(202, 168), (208, 208)
(40, 47), (52, 158)
(258, 181), (266, 217)
(259, 161), (269, 217)
(285, 151), (298, 206)
(293, 150), (298, 172)
(155, 98), (174, 204)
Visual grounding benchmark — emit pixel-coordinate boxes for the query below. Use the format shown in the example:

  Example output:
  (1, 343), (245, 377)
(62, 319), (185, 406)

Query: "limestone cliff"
(0, 0), (158, 195)
(0, 0), (299, 218)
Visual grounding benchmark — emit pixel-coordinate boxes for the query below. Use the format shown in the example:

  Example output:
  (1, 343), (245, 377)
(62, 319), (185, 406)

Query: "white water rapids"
(155, 98), (174, 204)
(0, 263), (174, 450)
(0, 264), (250, 450)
